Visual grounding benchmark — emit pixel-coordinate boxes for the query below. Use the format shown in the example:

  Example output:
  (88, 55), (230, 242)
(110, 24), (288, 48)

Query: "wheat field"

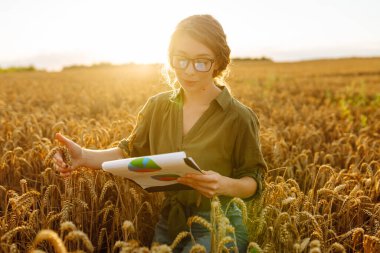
(0, 57), (379, 252)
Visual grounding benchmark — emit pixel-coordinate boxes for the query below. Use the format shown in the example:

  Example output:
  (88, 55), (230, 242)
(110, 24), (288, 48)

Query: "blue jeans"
(152, 203), (248, 253)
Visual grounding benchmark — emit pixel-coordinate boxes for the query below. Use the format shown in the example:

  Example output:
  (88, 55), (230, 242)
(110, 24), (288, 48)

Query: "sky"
(1, 0), (379, 71)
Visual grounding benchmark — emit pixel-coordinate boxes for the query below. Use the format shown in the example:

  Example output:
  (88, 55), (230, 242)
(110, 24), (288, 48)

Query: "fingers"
(60, 171), (73, 177)
(55, 132), (65, 144)
(53, 162), (73, 172)
(52, 133), (77, 178)
(55, 132), (75, 147)
(55, 133), (83, 160)
(53, 153), (66, 168)
(52, 154), (70, 170)
(177, 179), (215, 198)
(52, 157), (74, 178)
(177, 176), (216, 190)
(181, 173), (217, 183)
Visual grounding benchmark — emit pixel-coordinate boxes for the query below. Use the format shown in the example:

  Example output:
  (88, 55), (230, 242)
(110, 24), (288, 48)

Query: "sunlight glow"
(0, 0), (379, 71)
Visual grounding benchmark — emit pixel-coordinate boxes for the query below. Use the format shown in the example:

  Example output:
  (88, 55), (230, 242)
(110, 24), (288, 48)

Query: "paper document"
(102, 151), (204, 192)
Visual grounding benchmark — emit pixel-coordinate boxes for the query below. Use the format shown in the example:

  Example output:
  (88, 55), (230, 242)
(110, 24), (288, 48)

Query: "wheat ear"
(30, 229), (67, 253)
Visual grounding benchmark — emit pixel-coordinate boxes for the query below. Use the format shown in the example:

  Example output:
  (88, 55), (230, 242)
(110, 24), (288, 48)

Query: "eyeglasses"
(171, 55), (215, 72)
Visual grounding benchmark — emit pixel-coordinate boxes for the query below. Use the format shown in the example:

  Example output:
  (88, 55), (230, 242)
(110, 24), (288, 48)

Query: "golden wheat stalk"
(217, 236), (236, 253)
(30, 229), (67, 253)
(122, 220), (135, 241)
(150, 244), (172, 253)
(44, 146), (72, 167)
(189, 243), (207, 253)
(187, 216), (212, 231)
(63, 230), (94, 253)
(247, 242), (262, 253)
(1, 225), (33, 244)
(59, 221), (77, 238)
(169, 231), (190, 250)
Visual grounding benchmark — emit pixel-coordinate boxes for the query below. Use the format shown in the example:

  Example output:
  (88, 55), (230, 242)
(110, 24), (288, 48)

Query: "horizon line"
(2, 54), (380, 72)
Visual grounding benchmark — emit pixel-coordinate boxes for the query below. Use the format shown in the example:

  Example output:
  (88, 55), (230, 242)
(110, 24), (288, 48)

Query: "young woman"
(53, 14), (267, 252)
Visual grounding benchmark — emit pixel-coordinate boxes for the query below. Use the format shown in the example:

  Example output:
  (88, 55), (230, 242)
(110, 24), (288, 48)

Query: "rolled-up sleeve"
(118, 98), (154, 158)
(232, 109), (267, 201)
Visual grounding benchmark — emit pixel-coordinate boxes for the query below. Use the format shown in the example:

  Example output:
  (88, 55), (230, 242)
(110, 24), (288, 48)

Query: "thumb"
(55, 133), (74, 147)
(55, 133), (82, 161)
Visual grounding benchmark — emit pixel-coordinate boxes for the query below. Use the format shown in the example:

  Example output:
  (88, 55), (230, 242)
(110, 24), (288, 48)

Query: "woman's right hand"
(53, 133), (84, 177)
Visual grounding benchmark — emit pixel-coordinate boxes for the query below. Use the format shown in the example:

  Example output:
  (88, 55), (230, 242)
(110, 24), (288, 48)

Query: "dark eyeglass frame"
(171, 55), (215, 72)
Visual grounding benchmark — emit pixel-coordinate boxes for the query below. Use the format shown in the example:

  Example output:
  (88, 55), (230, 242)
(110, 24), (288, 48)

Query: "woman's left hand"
(176, 170), (226, 198)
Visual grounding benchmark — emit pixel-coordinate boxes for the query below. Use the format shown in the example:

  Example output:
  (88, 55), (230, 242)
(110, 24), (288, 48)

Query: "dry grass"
(0, 58), (379, 252)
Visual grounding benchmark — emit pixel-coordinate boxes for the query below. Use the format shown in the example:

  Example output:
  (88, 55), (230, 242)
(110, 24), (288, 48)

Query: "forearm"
(81, 147), (124, 170)
(221, 176), (258, 199)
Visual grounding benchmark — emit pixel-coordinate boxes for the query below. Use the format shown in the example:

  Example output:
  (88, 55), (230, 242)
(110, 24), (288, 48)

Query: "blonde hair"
(163, 14), (231, 90)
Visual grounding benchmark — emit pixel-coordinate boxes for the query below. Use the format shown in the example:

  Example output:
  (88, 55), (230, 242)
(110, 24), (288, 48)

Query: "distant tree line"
(62, 62), (114, 70)
(0, 65), (36, 73)
(0, 57), (274, 73)
(231, 56), (273, 62)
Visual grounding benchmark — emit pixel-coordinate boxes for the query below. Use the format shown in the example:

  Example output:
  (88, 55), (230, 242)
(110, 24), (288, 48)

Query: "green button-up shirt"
(118, 85), (267, 239)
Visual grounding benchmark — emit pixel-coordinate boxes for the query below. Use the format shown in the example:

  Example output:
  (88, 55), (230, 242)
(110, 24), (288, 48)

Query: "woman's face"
(171, 33), (218, 92)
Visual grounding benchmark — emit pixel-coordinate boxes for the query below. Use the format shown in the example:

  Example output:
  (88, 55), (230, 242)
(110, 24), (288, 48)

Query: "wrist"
(79, 147), (87, 167)
(219, 175), (233, 197)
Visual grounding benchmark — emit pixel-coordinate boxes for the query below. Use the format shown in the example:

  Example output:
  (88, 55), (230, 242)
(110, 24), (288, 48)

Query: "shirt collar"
(172, 85), (232, 111)
(214, 85), (232, 111)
